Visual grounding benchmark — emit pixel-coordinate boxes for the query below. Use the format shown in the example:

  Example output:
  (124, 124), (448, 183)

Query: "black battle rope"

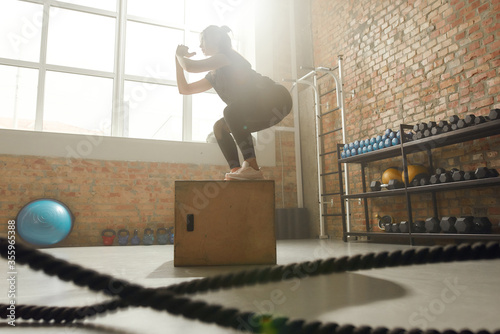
(1, 238), (500, 334)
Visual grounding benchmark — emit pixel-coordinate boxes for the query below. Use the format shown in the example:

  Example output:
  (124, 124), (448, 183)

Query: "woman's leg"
(224, 84), (293, 170)
(213, 118), (240, 170)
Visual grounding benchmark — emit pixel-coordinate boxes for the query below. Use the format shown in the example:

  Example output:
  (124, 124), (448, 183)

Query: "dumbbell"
(449, 115), (460, 125)
(399, 221), (410, 233)
(370, 179), (404, 191)
(474, 115), (490, 125)
(412, 220), (426, 233)
(455, 216), (474, 234)
(475, 167), (499, 179)
(440, 216), (457, 233)
(452, 170), (465, 182)
(456, 119), (468, 129)
(439, 171), (453, 183)
(489, 108), (500, 120)
(425, 217), (441, 233)
(473, 217), (492, 234)
(391, 223), (400, 233)
(420, 176), (431, 186)
(464, 114), (476, 126)
(463, 171), (476, 181)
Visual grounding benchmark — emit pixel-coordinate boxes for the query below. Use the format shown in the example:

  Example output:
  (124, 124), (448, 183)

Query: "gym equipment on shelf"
(382, 167), (403, 184)
(16, 199), (74, 247)
(370, 179), (404, 191)
(440, 217), (457, 233)
(424, 217), (440, 233)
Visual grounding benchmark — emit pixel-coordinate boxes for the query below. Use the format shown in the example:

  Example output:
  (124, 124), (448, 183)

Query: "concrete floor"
(1, 239), (499, 333)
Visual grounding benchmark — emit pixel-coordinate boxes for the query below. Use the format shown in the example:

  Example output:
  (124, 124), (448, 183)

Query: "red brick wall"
(312, 0), (500, 237)
(0, 130), (297, 247)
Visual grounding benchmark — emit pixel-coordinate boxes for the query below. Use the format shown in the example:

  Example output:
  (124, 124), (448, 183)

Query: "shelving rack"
(336, 119), (500, 245)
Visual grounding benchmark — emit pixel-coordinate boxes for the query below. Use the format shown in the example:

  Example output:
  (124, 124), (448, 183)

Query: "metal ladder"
(288, 56), (350, 239)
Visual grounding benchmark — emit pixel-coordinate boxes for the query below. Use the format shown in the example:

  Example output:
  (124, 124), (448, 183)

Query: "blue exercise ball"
(16, 199), (74, 246)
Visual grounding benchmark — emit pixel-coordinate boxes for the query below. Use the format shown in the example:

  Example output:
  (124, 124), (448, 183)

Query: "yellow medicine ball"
(402, 165), (429, 184)
(382, 167), (403, 184)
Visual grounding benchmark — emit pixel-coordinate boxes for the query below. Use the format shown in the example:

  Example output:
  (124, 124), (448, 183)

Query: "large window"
(0, 0), (256, 142)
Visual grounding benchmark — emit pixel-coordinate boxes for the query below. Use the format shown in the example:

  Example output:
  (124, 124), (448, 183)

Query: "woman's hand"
(176, 44), (196, 58)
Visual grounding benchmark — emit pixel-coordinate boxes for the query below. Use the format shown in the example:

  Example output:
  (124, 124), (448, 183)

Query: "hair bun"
(220, 25), (232, 34)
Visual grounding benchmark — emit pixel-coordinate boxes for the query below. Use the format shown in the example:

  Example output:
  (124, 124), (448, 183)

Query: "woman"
(175, 25), (292, 180)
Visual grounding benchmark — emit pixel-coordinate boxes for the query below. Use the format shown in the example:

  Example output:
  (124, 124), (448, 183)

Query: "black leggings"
(214, 84), (292, 169)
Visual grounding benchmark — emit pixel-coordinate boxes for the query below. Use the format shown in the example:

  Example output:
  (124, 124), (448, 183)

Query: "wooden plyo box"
(174, 180), (276, 266)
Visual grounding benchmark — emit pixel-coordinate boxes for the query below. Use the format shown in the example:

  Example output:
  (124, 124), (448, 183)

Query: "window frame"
(0, 0), (276, 166)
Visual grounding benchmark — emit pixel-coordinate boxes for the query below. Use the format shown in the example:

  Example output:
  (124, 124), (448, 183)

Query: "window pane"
(192, 92), (225, 142)
(124, 81), (182, 141)
(125, 22), (183, 79)
(127, 0), (184, 25)
(185, 0), (255, 32)
(0, 65), (38, 131)
(58, 0), (116, 12)
(44, 71), (113, 135)
(47, 8), (115, 72)
(0, 0), (42, 62)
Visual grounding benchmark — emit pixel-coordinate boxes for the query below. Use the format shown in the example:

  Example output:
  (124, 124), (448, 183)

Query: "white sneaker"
(225, 161), (264, 180)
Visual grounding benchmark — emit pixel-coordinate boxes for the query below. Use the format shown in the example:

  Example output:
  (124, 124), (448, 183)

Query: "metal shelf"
(339, 118), (500, 244)
(339, 119), (500, 164)
(346, 232), (500, 241)
(343, 177), (500, 199)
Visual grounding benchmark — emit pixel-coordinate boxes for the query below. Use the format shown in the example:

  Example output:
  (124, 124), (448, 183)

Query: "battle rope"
(1, 237), (499, 334)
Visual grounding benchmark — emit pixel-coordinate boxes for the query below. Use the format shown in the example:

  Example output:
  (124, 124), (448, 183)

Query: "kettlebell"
(101, 229), (116, 246)
(143, 228), (154, 245)
(130, 229), (140, 245)
(157, 228), (169, 245)
(117, 229), (129, 246)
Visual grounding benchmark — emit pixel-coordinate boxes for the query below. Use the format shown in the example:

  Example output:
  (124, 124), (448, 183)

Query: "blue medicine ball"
(372, 142), (378, 150)
(389, 131), (396, 139)
(367, 144), (373, 152)
(344, 144), (349, 152)
(376, 135), (382, 143)
(370, 137), (376, 145)
(354, 140), (360, 149)
(385, 138), (391, 147)
(378, 141), (385, 149)
(362, 146), (367, 154)
(385, 128), (392, 136)
(16, 199), (74, 246)
(341, 151), (346, 159)
(351, 148), (357, 156)
(392, 137), (400, 146)
(357, 147), (363, 155)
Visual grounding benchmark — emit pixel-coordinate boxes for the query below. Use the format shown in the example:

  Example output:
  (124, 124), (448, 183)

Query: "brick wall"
(0, 128), (297, 247)
(311, 0), (500, 237)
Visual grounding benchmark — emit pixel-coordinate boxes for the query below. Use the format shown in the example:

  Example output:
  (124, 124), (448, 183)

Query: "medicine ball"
(382, 167), (403, 184)
(402, 165), (429, 184)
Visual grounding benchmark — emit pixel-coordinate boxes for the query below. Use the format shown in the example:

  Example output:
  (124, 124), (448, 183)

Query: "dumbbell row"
(341, 128), (413, 158)
(412, 108), (500, 140)
(412, 166), (499, 187)
(383, 216), (493, 234)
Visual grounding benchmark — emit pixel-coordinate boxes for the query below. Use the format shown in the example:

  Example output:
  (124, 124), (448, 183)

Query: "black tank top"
(205, 50), (275, 105)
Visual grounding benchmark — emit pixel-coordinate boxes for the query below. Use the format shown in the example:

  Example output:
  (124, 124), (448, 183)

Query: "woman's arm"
(176, 45), (230, 73)
(175, 57), (212, 95)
